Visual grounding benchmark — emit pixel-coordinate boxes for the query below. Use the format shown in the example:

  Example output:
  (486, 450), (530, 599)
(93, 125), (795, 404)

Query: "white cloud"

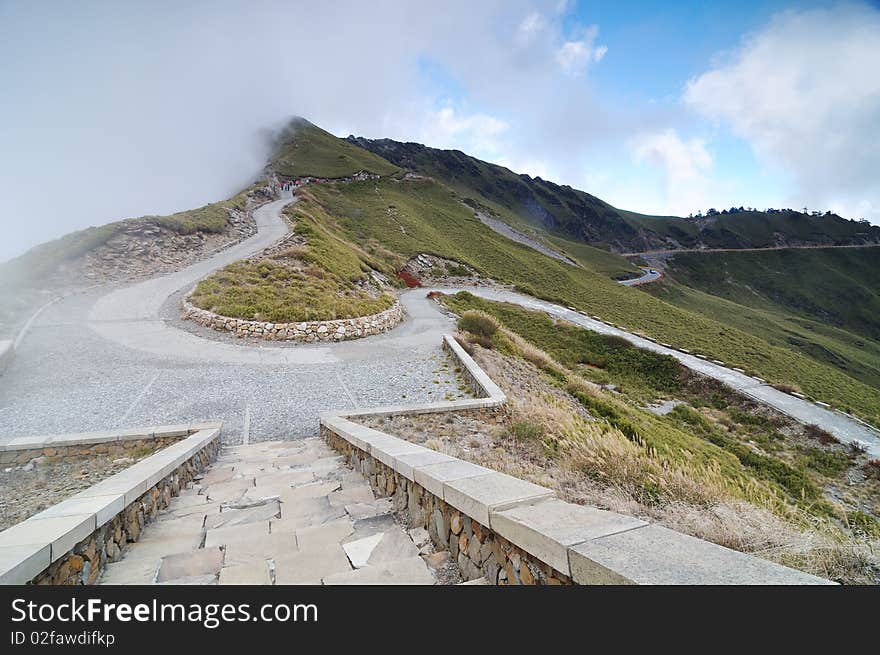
(418, 106), (510, 157)
(555, 25), (607, 74)
(684, 4), (880, 222)
(631, 129), (715, 215)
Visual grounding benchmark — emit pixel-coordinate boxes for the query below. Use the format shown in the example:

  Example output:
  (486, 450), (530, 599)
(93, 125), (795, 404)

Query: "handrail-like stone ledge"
(181, 293), (405, 343)
(0, 421), (222, 453)
(0, 424), (222, 585)
(322, 334), (832, 585)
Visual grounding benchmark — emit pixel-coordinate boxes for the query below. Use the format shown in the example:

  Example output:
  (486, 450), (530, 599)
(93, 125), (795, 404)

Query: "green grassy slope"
(189, 202), (393, 322)
(644, 248), (880, 391)
(660, 248), (880, 340)
(624, 210), (880, 250)
(544, 234), (640, 279)
(348, 136), (880, 253)
(271, 119), (399, 179)
(304, 176), (880, 425)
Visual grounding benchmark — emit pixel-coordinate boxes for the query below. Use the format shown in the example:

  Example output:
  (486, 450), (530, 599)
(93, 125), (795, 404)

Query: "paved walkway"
(100, 438), (437, 585)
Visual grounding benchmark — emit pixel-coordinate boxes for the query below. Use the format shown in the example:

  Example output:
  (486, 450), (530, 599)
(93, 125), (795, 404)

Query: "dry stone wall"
(31, 439), (220, 585)
(181, 296), (404, 343)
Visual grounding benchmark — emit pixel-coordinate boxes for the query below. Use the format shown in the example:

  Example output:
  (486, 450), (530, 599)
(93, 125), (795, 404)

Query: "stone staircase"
(99, 438), (439, 585)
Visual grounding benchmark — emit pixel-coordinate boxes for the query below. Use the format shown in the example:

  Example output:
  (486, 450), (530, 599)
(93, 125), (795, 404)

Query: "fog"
(0, 0), (569, 263)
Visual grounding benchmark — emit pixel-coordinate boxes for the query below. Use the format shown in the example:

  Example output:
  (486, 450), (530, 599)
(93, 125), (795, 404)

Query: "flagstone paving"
(99, 438), (442, 585)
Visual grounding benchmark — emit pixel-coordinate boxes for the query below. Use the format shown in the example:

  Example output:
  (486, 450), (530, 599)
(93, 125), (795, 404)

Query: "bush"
(508, 420), (544, 441)
(458, 310), (500, 338)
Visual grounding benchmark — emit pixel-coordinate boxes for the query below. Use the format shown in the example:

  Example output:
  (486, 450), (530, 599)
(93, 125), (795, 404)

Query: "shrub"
(846, 511), (880, 537)
(508, 420), (544, 441)
(446, 262), (471, 277)
(457, 310), (500, 338)
(804, 424), (838, 445)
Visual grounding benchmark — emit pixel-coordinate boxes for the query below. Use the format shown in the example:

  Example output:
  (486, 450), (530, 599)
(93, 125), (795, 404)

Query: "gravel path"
(0, 195), (466, 444)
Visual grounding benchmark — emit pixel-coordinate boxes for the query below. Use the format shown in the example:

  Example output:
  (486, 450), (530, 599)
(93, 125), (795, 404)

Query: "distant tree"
(706, 208), (718, 216)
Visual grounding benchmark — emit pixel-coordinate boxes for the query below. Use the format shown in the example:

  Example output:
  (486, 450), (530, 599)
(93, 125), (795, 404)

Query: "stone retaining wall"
(181, 296), (404, 343)
(321, 335), (833, 585)
(324, 426), (567, 584)
(0, 425), (222, 585)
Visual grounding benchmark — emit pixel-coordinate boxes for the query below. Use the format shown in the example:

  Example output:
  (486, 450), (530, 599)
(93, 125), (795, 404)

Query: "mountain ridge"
(344, 134), (880, 254)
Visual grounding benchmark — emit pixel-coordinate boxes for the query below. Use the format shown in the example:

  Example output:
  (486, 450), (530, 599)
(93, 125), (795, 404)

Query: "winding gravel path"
(0, 194), (463, 444)
(0, 194), (877, 456)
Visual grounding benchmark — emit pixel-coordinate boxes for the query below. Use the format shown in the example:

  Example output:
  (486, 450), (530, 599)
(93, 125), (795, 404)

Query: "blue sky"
(402, 0), (878, 220)
(1, 0), (879, 261)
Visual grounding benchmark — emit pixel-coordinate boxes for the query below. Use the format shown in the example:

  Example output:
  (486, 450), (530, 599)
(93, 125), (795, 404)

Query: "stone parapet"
(181, 295), (404, 343)
(321, 334), (834, 586)
(0, 422), (221, 465)
(0, 425), (222, 585)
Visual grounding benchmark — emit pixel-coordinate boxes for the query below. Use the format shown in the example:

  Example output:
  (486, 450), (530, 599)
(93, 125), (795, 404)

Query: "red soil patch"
(397, 270), (421, 288)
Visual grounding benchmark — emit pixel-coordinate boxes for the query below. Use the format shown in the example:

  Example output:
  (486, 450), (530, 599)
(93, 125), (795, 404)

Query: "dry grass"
(367, 339), (879, 583)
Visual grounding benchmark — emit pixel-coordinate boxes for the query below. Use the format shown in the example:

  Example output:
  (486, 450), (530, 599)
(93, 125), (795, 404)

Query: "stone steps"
(98, 438), (439, 585)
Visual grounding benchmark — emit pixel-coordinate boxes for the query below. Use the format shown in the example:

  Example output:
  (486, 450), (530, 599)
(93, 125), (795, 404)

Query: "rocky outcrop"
(77, 206), (257, 283)
(181, 296), (404, 343)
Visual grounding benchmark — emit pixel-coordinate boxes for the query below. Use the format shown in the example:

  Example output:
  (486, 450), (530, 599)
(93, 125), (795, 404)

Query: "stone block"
(413, 460), (491, 499)
(0, 514), (96, 563)
(204, 499), (280, 530)
(327, 485), (375, 507)
(294, 519), (355, 551)
(568, 524), (835, 585)
(443, 473), (554, 526)
(368, 438), (427, 470)
(99, 558), (160, 585)
(322, 556), (435, 585)
(392, 450), (457, 480)
(0, 543), (51, 585)
(156, 547), (224, 583)
(32, 494), (125, 529)
(222, 531), (296, 566)
(219, 561), (272, 585)
(490, 498), (646, 576)
(273, 545), (351, 584)
(204, 522), (270, 549)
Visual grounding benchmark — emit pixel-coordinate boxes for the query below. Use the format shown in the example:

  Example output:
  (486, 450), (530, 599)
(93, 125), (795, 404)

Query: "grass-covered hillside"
(645, 247), (880, 392)
(300, 173), (880, 425)
(189, 197), (394, 322)
(348, 136), (880, 253)
(659, 247), (880, 341)
(270, 118), (399, 179)
(436, 294), (880, 583)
